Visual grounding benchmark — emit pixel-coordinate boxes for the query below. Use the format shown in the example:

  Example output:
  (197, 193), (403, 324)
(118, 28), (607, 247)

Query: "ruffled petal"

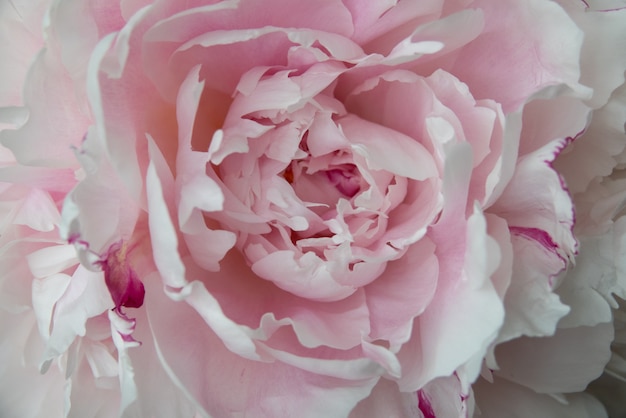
(474, 376), (608, 418)
(442, 0), (591, 112)
(494, 323), (612, 394)
(146, 278), (378, 418)
(348, 378), (420, 418)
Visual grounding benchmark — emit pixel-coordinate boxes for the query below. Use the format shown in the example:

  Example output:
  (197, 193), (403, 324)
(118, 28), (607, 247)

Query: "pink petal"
(144, 0), (357, 100)
(146, 137), (189, 288)
(518, 96), (590, 158)
(557, 1), (626, 109)
(124, 306), (198, 417)
(419, 374), (471, 418)
(61, 132), (141, 265)
(556, 234), (616, 329)
(27, 244), (77, 279)
(365, 238), (438, 348)
(0, 0), (46, 107)
(444, 0), (589, 112)
(345, 0), (444, 47)
(0, 311), (66, 417)
(554, 85), (626, 194)
(87, 6), (162, 198)
(43, 265), (111, 361)
(349, 378), (420, 418)
(339, 114), (438, 181)
(251, 250), (359, 302)
(0, 165), (76, 193)
(191, 251), (371, 351)
(146, 278), (378, 418)
(1, 49), (89, 167)
(491, 138), (577, 265)
(494, 323), (613, 394)
(474, 376), (608, 418)
(398, 144), (504, 390)
(31, 273), (71, 340)
(13, 188), (61, 232)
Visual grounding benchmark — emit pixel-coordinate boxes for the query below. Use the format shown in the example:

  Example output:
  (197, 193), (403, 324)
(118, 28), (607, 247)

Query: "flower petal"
(340, 114), (438, 181)
(146, 278), (378, 418)
(474, 376), (608, 418)
(494, 323), (613, 394)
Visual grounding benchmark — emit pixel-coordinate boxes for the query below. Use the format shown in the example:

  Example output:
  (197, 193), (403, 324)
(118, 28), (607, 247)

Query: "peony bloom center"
(326, 165), (361, 198)
(95, 241), (145, 311)
(203, 66), (442, 301)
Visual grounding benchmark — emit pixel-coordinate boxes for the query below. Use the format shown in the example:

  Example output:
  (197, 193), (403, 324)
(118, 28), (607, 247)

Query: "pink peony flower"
(1, 0), (625, 417)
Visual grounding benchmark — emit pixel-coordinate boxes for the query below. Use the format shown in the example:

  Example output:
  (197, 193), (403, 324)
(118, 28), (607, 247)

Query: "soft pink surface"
(1, 0), (625, 416)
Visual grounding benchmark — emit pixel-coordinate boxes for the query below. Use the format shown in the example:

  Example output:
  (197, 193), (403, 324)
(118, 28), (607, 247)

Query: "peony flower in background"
(0, 0), (625, 417)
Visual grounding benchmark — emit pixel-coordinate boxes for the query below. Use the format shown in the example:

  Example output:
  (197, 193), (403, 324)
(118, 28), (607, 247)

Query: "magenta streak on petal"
(509, 227), (559, 253)
(96, 241), (145, 312)
(547, 133), (583, 256)
(547, 135), (577, 195)
(580, 0), (626, 11)
(67, 233), (91, 249)
(418, 390), (436, 418)
(120, 333), (138, 343)
(460, 393), (469, 418)
(118, 313), (140, 343)
(509, 226), (568, 288)
(598, 6), (626, 11)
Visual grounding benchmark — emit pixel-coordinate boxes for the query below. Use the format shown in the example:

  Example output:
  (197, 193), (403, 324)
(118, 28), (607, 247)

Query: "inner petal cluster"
(206, 67), (442, 301)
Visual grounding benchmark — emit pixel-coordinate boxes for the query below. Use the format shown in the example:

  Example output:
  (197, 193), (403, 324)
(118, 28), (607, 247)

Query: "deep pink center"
(326, 166), (360, 197)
